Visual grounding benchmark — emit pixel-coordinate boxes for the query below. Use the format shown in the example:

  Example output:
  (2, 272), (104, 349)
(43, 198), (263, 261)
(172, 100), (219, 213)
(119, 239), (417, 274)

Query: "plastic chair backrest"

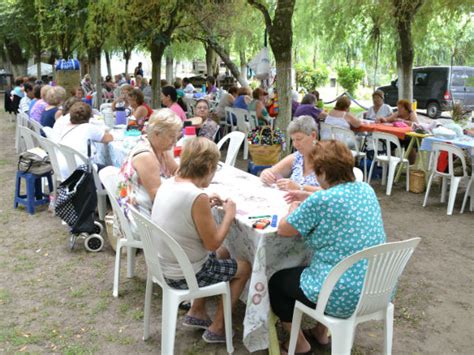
(216, 131), (246, 166)
(99, 167), (135, 241)
(248, 111), (258, 130)
(224, 107), (237, 130)
(29, 130), (62, 181)
(130, 207), (200, 292)
(233, 108), (250, 133)
(28, 119), (43, 135)
(99, 103), (112, 113)
(319, 122), (335, 140)
(41, 126), (57, 141)
(182, 97), (196, 116)
(18, 112), (29, 127)
(372, 132), (403, 159)
(430, 142), (468, 178)
(314, 238), (420, 319)
(57, 143), (88, 173)
(353, 167), (363, 182)
(331, 126), (359, 152)
(18, 126), (37, 150)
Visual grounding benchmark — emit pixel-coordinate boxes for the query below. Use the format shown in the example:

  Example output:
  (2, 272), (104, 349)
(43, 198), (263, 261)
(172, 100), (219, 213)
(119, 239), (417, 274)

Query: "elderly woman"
(365, 90), (393, 120)
(152, 137), (251, 343)
(248, 87), (271, 125)
(215, 86), (238, 120)
(320, 96), (361, 140)
(232, 87), (252, 110)
(118, 108), (182, 215)
(29, 85), (51, 122)
(161, 85), (187, 122)
(81, 74), (94, 95)
(270, 140), (386, 354)
(260, 116), (320, 192)
(40, 86), (66, 128)
(128, 88), (153, 128)
(294, 94), (323, 122)
(378, 99), (418, 126)
(112, 84), (132, 116)
(52, 96), (82, 138)
(58, 102), (113, 178)
(192, 99), (219, 140)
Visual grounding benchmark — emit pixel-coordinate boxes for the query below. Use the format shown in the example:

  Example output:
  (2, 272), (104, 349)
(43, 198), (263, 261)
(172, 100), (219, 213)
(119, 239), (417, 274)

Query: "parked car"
(377, 66), (474, 118)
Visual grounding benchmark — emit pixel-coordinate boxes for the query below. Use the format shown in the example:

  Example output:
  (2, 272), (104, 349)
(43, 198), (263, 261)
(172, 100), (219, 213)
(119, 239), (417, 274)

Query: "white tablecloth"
(96, 128), (140, 167)
(206, 164), (312, 352)
(420, 135), (474, 156)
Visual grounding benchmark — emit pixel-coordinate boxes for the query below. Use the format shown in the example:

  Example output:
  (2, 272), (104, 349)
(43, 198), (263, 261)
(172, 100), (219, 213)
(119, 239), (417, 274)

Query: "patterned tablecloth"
(420, 135), (474, 156)
(96, 128), (141, 167)
(206, 164), (312, 352)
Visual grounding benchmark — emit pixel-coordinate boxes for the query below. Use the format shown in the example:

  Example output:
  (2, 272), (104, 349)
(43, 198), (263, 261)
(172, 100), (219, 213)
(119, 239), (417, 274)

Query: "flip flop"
(280, 341), (312, 355)
(303, 328), (331, 350)
(202, 329), (234, 344)
(182, 315), (212, 330)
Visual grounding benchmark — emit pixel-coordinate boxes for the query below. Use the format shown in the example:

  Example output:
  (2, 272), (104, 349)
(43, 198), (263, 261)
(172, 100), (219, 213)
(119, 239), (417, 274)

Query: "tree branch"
(247, 0), (272, 30)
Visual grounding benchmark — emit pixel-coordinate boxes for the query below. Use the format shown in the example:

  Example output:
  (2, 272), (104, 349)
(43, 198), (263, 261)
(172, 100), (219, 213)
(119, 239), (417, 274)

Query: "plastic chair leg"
(386, 162), (398, 196)
(26, 175), (37, 214)
(330, 322), (355, 355)
(461, 177), (473, 213)
(363, 157), (368, 182)
(113, 238), (123, 298)
(383, 303), (394, 355)
(97, 195), (106, 220)
(143, 271), (153, 341)
(441, 177), (448, 203)
(127, 247), (136, 278)
(222, 287), (234, 354)
(14, 172), (21, 209)
(405, 162), (410, 192)
(161, 290), (180, 355)
(243, 139), (248, 160)
(367, 160), (376, 184)
(288, 308), (304, 355)
(423, 173), (435, 207)
(447, 177), (461, 215)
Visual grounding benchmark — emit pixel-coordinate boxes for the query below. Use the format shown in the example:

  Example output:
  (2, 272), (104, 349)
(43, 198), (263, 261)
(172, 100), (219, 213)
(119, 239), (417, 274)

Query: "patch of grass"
(131, 308), (144, 321)
(0, 159), (9, 166)
(62, 343), (97, 355)
(0, 328), (43, 347)
(69, 286), (91, 298)
(104, 332), (135, 345)
(91, 299), (108, 315)
(119, 303), (130, 315)
(0, 289), (11, 305)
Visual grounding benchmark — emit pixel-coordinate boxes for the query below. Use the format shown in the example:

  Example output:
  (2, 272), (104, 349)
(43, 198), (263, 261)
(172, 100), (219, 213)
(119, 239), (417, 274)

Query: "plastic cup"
(116, 110), (127, 125)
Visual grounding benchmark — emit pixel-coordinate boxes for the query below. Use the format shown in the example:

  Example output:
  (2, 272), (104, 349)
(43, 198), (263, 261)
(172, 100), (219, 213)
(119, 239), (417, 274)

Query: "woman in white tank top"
(152, 137), (251, 343)
(321, 96), (361, 140)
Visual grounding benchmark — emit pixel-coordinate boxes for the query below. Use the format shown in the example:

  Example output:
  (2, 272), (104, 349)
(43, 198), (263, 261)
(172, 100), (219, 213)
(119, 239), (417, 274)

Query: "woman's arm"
(277, 202), (301, 237)
(101, 132), (114, 143)
(132, 152), (162, 201)
(346, 112), (362, 128)
(134, 106), (148, 120)
(159, 150), (179, 175)
(260, 153), (295, 185)
(193, 195), (236, 251)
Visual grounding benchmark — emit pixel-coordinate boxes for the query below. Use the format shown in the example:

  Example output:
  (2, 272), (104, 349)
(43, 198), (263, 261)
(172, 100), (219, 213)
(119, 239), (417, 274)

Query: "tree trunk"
(95, 48), (102, 108)
(4, 39), (28, 78)
(396, 21), (414, 102)
(239, 50), (247, 86)
(150, 42), (166, 108)
(89, 50), (97, 84)
(166, 50), (174, 83)
(124, 49), (131, 75)
(275, 59), (292, 142)
(205, 38), (248, 87)
(36, 51), (42, 79)
(373, 36), (380, 91)
(105, 51), (112, 77)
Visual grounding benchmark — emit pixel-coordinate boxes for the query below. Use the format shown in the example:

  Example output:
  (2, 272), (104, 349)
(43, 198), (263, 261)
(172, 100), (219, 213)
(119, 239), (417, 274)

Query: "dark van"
(377, 66), (474, 118)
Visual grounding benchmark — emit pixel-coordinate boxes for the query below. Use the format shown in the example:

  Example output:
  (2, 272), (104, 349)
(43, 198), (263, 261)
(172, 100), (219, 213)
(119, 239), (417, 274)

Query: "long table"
(353, 122), (412, 140)
(206, 163), (312, 353)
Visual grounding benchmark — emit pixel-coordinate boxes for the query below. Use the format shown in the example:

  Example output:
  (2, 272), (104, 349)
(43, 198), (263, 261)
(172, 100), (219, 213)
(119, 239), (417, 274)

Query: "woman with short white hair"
(117, 108), (183, 214)
(260, 115), (321, 192)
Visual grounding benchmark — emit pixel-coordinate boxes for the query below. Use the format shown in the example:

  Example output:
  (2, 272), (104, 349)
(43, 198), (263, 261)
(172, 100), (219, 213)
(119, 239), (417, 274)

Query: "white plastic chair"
(16, 113), (30, 153)
(18, 126), (37, 151)
(332, 126), (367, 181)
(57, 143), (107, 220)
(288, 238), (421, 355)
(217, 131), (246, 167)
(99, 167), (143, 297)
(353, 167), (364, 182)
(319, 122), (336, 141)
(233, 108), (250, 160)
(130, 208), (234, 355)
(367, 132), (409, 196)
(248, 110), (259, 130)
(224, 107), (237, 134)
(423, 142), (471, 215)
(182, 97), (196, 118)
(461, 175), (473, 213)
(28, 119), (43, 135)
(99, 103), (113, 113)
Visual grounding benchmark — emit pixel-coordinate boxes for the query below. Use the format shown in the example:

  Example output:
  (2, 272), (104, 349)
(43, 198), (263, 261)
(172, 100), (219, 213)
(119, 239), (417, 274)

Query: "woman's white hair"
(146, 108), (183, 135)
(287, 115), (318, 136)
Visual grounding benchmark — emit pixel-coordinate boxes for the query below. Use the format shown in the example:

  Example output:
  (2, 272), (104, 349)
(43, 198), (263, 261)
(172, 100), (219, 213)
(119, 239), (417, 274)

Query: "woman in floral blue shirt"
(270, 140), (386, 354)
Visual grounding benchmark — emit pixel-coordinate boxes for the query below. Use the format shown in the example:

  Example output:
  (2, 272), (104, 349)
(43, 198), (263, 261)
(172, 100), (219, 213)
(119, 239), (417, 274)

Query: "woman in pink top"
(29, 85), (51, 122)
(161, 85), (186, 121)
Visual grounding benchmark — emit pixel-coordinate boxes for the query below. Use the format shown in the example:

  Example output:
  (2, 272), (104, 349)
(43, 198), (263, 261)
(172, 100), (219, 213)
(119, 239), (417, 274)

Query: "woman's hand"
(376, 117), (385, 123)
(276, 178), (300, 191)
(209, 193), (223, 207)
(260, 169), (277, 185)
(288, 201), (301, 213)
(222, 198), (236, 219)
(284, 190), (311, 204)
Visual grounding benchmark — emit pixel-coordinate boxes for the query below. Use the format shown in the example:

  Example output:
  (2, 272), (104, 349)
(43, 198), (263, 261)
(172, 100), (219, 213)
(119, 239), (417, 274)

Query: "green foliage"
(295, 64), (329, 90)
(336, 66), (365, 96)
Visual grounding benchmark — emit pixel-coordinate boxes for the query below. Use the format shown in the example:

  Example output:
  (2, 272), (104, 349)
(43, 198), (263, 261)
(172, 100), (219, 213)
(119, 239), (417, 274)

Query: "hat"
(373, 90), (385, 99)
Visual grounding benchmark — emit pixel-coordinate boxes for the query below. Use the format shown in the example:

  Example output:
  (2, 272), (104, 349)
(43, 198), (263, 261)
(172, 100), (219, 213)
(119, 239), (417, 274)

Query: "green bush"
(295, 64), (329, 91)
(336, 66), (365, 96)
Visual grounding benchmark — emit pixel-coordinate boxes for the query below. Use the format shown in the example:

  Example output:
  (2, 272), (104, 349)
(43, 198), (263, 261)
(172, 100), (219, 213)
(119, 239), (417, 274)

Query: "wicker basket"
(248, 143), (281, 166)
(409, 169), (426, 193)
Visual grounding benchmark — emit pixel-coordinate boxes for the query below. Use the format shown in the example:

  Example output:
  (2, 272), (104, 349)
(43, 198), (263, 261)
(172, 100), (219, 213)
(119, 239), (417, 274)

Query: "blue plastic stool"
(14, 171), (53, 214)
(248, 160), (272, 176)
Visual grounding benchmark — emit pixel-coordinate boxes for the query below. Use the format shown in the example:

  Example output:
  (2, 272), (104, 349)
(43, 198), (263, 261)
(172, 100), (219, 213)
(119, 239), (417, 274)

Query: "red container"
(184, 126), (196, 136)
(173, 146), (183, 158)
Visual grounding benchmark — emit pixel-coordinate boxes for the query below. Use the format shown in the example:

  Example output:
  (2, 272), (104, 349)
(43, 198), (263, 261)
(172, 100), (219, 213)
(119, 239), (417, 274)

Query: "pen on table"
(248, 215), (272, 219)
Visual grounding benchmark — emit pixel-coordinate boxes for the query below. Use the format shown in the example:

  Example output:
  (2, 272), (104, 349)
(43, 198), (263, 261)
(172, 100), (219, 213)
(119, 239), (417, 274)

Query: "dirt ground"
(0, 109), (473, 354)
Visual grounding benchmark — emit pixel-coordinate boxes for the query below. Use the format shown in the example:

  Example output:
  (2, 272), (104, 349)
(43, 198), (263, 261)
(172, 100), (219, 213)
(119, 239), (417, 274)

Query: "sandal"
(303, 328), (331, 350)
(182, 315), (212, 329)
(202, 329), (234, 343)
(280, 341), (312, 355)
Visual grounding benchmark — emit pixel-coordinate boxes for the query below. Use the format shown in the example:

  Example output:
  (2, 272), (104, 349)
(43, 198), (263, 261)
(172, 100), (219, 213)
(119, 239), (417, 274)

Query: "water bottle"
(202, 84), (206, 94)
(115, 107), (127, 125)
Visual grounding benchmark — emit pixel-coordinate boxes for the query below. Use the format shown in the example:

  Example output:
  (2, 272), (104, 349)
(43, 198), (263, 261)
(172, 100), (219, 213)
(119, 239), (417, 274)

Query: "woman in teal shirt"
(270, 140), (386, 354)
